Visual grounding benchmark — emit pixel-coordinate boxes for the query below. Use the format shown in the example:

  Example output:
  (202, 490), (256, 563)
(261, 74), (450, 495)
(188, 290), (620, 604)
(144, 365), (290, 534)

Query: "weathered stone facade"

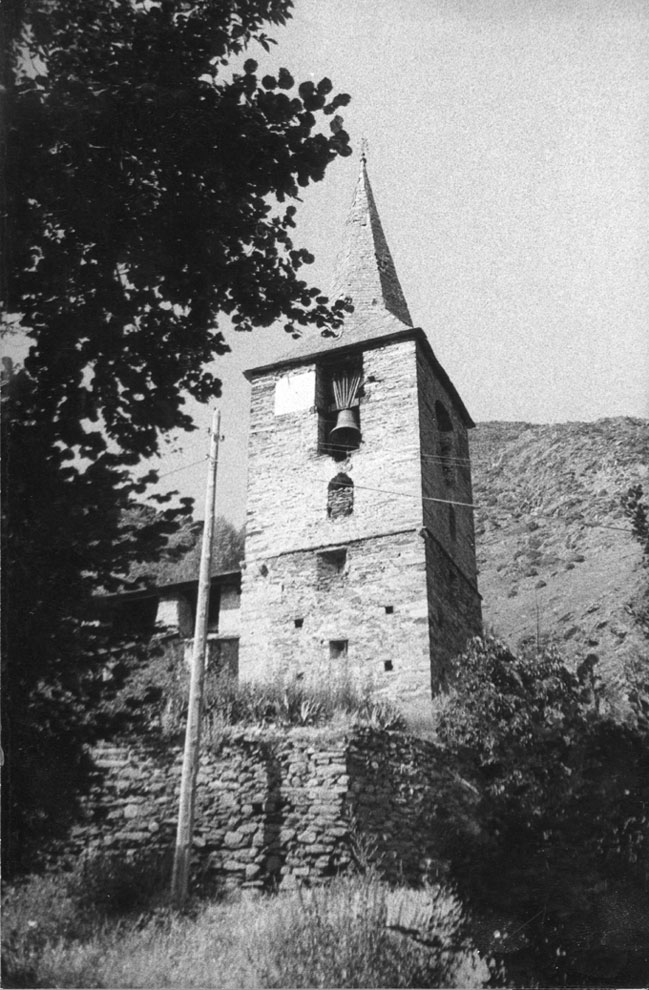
(416, 347), (482, 686)
(240, 339), (433, 711)
(239, 331), (481, 710)
(68, 727), (466, 889)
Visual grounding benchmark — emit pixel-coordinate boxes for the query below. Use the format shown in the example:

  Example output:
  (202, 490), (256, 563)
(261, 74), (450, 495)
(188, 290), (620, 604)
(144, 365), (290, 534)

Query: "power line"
(584, 521), (634, 534)
(148, 450), (636, 538)
(152, 456), (209, 481)
(350, 482), (476, 509)
(318, 439), (473, 464)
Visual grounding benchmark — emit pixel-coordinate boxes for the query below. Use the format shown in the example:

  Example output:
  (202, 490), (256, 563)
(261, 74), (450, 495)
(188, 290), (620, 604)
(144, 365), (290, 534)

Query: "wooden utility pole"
(171, 409), (220, 908)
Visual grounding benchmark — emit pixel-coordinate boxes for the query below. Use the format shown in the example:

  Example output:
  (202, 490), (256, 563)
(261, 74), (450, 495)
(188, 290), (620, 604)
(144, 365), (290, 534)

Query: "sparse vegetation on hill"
(471, 417), (649, 696)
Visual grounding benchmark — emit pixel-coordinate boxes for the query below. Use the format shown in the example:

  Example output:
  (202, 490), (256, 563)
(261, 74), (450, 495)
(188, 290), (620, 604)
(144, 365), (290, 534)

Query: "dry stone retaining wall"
(68, 727), (462, 890)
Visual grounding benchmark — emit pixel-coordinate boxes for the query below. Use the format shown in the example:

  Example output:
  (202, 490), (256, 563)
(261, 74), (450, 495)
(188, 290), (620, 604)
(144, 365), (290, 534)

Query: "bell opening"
(329, 407), (361, 453)
(316, 356), (363, 458)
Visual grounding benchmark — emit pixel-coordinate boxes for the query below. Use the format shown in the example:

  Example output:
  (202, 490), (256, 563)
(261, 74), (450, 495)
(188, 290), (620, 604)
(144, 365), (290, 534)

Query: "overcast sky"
(151, 0), (648, 523)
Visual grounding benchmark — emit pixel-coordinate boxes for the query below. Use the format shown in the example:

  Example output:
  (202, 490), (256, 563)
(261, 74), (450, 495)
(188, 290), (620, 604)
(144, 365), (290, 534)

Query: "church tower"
(238, 154), (481, 717)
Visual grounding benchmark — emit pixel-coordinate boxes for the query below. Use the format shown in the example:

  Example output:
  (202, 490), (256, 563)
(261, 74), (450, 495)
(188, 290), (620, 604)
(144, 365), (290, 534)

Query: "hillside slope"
(470, 418), (648, 689)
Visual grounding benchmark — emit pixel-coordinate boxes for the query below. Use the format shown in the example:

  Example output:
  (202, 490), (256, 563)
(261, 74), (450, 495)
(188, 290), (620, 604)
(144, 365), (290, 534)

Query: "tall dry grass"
(2, 861), (492, 988)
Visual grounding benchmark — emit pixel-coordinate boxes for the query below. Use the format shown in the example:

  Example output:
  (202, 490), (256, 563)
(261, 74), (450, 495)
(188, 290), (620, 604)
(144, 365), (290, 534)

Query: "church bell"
(329, 407), (361, 449)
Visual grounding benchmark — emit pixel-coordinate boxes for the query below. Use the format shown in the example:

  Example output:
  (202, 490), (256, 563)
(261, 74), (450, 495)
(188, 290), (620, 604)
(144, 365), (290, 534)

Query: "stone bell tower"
(238, 153), (481, 716)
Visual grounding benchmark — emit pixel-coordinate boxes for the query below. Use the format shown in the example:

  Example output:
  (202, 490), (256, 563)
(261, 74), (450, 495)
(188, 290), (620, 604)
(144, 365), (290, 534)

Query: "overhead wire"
(345, 481), (476, 509)
(149, 448), (635, 539)
(151, 456), (210, 481)
(318, 438), (473, 464)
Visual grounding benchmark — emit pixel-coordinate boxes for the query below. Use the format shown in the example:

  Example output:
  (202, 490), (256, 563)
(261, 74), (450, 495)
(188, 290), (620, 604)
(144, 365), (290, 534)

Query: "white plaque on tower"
(274, 370), (315, 415)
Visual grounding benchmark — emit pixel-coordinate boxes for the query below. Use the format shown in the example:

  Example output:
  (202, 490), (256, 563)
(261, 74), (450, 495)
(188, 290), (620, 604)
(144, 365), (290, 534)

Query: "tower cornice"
(244, 325), (475, 429)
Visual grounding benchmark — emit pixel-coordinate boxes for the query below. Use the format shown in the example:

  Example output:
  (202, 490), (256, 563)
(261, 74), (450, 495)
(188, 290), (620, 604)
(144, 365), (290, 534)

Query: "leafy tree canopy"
(4, 0), (351, 459)
(1, 0), (351, 872)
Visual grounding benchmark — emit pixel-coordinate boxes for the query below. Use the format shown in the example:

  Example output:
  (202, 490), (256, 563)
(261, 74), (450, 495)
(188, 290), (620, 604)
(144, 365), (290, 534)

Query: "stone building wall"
(239, 333), (482, 709)
(416, 341), (477, 580)
(66, 727), (464, 890)
(243, 339), (423, 563)
(236, 531), (431, 708)
(240, 339), (430, 697)
(416, 342), (482, 686)
(423, 537), (483, 689)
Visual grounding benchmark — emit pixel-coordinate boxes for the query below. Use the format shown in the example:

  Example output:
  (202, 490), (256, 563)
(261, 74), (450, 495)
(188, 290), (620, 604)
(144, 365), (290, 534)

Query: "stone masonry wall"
(416, 342), (482, 686)
(67, 727), (463, 890)
(243, 339), (423, 563)
(424, 537), (483, 689)
(237, 531), (431, 713)
(240, 334), (482, 711)
(416, 341), (478, 581)
(240, 339), (430, 704)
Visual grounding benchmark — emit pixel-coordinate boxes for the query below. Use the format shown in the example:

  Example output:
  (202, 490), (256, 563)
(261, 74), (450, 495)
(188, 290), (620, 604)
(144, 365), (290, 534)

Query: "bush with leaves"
(257, 874), (490, 989)
(437, 636), (649, 987)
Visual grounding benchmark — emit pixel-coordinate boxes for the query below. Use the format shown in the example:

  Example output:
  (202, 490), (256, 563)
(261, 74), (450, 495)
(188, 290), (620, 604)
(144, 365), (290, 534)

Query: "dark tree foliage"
(1, 0), (351, 873)
(438, 637), (649, 988)
(124, 510), (245, 583)
(621, 483), (649, 657)
(622, 484), (649, 561)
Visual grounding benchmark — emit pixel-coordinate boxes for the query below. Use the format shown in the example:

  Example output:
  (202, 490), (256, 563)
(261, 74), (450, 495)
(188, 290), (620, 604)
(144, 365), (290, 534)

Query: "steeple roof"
(265, 151), (413, 365)
(245, 154), (475, 428)
(331, 151), (413, 329)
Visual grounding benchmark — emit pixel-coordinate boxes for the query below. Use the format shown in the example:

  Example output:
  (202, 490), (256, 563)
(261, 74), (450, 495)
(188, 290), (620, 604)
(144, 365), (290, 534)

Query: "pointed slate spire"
(331, 145), (413, 329)
(261, 148), (415, 368)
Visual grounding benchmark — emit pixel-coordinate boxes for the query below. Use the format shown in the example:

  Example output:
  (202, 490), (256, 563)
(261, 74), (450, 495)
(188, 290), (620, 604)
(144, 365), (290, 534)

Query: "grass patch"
(101, 639), (406, 741)
(159, 669), (406, 740)
(2, 863), (492, 988)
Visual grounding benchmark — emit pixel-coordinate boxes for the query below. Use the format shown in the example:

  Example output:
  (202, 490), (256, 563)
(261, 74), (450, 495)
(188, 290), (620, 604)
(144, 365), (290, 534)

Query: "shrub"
(256, 875), (490, 988)
(437, 635), (649, 987)
(2, 871), (86, 988)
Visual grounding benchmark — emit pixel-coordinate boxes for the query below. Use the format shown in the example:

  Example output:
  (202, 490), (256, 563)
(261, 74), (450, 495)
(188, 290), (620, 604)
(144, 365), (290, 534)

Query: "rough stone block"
(224, 830), (249, 849)
(223, 860), (245, 872)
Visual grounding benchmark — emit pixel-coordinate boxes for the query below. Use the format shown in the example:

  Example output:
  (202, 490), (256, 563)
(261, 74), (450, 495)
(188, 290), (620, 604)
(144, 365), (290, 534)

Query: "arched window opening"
(435, 400), (454, 483)
(327, 473), (354, 519)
